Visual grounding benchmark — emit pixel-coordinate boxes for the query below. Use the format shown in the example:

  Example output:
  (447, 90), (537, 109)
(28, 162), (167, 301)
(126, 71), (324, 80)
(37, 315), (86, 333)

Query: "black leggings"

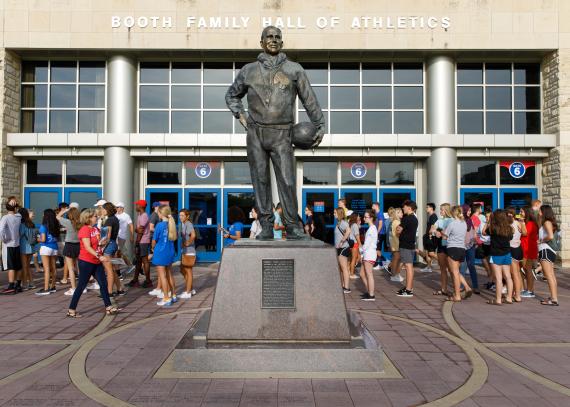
(69, 260), (112, 310)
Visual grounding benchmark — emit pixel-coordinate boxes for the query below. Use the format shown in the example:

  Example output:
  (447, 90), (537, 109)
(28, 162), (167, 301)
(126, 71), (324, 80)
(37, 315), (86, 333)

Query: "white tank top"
(510, 222), (521, 248)
(538, 226), (555, 252)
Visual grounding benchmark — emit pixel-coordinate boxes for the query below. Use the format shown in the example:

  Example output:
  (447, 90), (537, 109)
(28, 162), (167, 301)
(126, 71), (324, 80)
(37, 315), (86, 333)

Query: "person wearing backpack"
(538, 205), (559, 306)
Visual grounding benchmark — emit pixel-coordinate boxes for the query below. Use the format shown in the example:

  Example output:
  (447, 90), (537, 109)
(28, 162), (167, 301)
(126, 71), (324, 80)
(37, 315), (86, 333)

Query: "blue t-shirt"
(224, 222), (244, 247)
(436, 217), (453, 246)
(151, 221), (175, 266)
(39, 225), (58, 250)
(273, 212), (283, 240)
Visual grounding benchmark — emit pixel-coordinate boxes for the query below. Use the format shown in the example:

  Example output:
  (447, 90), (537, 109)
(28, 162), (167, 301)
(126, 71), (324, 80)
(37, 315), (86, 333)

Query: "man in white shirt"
(115, 202), (134, 272)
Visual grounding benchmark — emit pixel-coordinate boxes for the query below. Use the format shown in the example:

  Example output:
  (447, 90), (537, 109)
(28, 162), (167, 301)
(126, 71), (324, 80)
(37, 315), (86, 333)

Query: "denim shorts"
(103, 240), (118, 256)
(490, 253), (511, 266)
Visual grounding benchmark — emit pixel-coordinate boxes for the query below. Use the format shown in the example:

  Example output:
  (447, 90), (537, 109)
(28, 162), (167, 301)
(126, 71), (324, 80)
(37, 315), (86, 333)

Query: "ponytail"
(167, 214), (177, 241)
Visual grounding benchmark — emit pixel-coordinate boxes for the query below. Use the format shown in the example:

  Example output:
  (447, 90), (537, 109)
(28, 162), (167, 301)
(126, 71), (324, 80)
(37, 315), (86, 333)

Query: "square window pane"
(311, 86), (328, 109)
(204, 86), (228, 109)
(22, 84), (47, 108)
(514, 63), (540, 85)
(486, 112), (512, 134)
(147, 161), (182, 184)
(362, 111), (391, 133)
(21, 110), (47, 132)
(394, 111), (423, 133)
(460, 160), (496, 185)
(203, 62), (232, 83)
(303, 162), (337, 185)
(171, 85), (200, 109)
(514, 86), (540, 110)
(79, 61), (105, 83)
(486, 87), (511, 109)
(172, 111), (200, 133)
(457, 87), (483, 109)
(49, 110), (76, 132)
(185, 161), (221, 185)
(330, 111), (359, 133)
(140, 62), (169, 83)
(485, 63), (511, 84)
(330, 63), (359, 84)
(66, 159), (102, 184)
(362, 86), (391, 109)
(139, 111), (168, 133)
(457, 111), (484, 134)
(302, 62), (328, 84)
(515, 112), (541, 134)
(28, 191), (60, 221)
(362, 63), (391, 84)
(68, 191), (100, 210)
(78, 111), (104, 132)
(79, 85), (105, 108)
(50, 84), (76, 108)
(139, 85), (168, 109)
(330, 87), (359, 109)
(171, 62), (200, 83)
(341, 162), (375, 185)
(50, 61), (76, 82)
(203, 111), (232, 133)
(394, 86), (423, 109)
(26, 159), (62, 184)
(298, 111), (328, 133)
(380, 162), (415, 185)
(394, 63), (423, 84)
(22, 61), (48, 82)
(457, 63), (483, 84)
(224, 161), (252, 184)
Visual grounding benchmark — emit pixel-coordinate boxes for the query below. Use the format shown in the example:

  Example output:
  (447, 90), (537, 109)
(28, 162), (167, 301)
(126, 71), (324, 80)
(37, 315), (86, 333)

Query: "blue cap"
(152, 201), (161, 208)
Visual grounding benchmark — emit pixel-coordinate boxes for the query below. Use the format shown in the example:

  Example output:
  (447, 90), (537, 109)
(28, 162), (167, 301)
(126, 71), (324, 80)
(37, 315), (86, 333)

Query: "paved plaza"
(0, 263), (568, 407)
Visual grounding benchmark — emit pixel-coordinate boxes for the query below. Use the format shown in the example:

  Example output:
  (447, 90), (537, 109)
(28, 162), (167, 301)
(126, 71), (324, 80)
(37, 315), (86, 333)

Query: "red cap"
(134, 199), (147, 208)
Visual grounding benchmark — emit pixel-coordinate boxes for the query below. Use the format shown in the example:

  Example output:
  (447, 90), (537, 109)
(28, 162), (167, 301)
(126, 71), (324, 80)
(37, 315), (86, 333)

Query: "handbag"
(338, 225), (355, 248)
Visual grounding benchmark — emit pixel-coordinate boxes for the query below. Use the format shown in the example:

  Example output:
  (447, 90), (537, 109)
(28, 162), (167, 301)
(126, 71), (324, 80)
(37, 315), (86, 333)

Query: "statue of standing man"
(225, 26), (326, 240)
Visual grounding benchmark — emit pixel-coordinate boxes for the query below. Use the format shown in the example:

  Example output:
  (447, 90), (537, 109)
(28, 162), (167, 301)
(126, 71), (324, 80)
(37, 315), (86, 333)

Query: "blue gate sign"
(508, 162), (525, 179)
(195, 162), (212, 179)
(313, 201), (325, 213)
(350, 163), (367, 179)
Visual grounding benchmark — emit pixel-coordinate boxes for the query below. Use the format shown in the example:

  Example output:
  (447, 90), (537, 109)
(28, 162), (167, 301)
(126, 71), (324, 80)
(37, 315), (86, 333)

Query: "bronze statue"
(226, 26), (325, 240)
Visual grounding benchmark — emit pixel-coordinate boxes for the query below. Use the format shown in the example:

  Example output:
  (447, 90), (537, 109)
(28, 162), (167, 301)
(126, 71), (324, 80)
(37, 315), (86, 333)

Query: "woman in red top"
(66, 209), (119, 318)
(520, 206), (539, 298)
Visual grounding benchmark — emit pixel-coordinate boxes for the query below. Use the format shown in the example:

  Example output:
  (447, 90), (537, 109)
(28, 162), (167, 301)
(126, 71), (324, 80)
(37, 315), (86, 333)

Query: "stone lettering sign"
(261, 259), (295, 309)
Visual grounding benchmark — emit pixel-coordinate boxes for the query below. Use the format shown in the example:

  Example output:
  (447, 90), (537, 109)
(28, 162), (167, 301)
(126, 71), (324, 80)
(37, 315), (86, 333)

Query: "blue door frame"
(460, 188), (498, 212)
(186, 188), (221, 263)
(24, 187), (63, 226)
(499, 188), (538, 209)
(302, 188), (338, 244)
(145, 188), (183, 261)
(223, 188), (254, 238)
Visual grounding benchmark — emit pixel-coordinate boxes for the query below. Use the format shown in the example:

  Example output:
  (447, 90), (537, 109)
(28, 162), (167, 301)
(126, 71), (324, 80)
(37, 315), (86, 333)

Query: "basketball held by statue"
(292, 122), (319, 150)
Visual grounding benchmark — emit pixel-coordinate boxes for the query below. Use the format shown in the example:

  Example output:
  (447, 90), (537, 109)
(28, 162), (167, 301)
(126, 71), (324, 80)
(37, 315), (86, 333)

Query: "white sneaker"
(157, 291), (164, 299)
(64, 288), (75, 296)
(148, 288), (161, 296)
(190, 289), (196, 295)
(390, 275), (404, 282)
(373, 265), (381, 271)
(179, 291), (192, 299)
(83, 289), (87, 294)
(501, 287), (507, 294)
(156, 299), (172, 306)
(420, 267), (432, 273)
(86, 282), (100, 290)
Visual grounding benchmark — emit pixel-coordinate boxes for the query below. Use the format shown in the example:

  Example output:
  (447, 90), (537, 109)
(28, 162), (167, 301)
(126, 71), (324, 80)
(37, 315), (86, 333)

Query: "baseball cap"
(152, 201), (161, 208)
(69, 202), (80, 209)
(94, 199), (107, 207)
(134, 199), (147, 208)
(115, 201), (125, 208)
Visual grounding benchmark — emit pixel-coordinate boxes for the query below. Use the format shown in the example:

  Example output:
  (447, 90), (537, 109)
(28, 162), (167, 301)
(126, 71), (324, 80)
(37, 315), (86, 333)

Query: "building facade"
(1, 0), (568, 263)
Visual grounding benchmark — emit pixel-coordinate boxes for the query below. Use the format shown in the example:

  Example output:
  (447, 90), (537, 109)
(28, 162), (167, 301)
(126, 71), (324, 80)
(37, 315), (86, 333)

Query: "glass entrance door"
(224, 189), (255, 243)
(340, 189), (377, 217)
(379, 188), (416, 213)
(186, 189), (221, 262)
(64, 187), (102, 211)
(460, 188), (498, 212)
(145, 188), (183, 260)
(302, 189), (338, 244)
(500, 188), (537, 210)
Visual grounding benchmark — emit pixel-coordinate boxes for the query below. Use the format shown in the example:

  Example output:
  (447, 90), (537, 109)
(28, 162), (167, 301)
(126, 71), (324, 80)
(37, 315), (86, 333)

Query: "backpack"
(547, 230), (562, 252)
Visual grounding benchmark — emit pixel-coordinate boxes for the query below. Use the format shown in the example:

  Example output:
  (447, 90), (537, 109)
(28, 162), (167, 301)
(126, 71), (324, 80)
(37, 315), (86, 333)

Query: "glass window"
(457, 63), (483, 84)
(502, 191), (533, 209)
(458, 111), (484, 134)
(310, 86), (328, 109)
(22, 61), (48, 82)
(394, 87), (423, 109)
(514, 87), (540, 110)
(21, 110), (47, 132)
(185, 161), (221, 184)
(140, 85), (168, 109)
(203, 86), (228, 109)
(362, 87), (391, 109)
(343, 191), (374, 215)
(68, 191), (100, 211)
(514, 112), (540, 134)
(460, 160), (496, 185)
(78, 111), (104, 133)
(362, 111), (391, 133)
(171, 62), (200, 83)
(330, 63), (359, 84)
(49, 110), (76, 132)
(393, 63), (423, 84)
(362, 63), (391, 84)
(341, 162), (375, 185)
(486, 87), (511, 110)
(50, 84), (76, 108)
(226, 192), (255, 226)
(147, 161), (182, 184)
(22, 85), (48, 108)
(79, 62), (105, 83)
(486, 112), (512, 133)
(171, 86), (200, 109)
(79, 85), (105, 108)
(330, 87), (359, 109)
(394, 111), (423, 134)
(139, 111), (168, 133)
(462, 192), (495, 212)
(224, 161), (251, 184)
(50, 61), (76, 82)
(500, 162), (536, 185)
(382, 191), (413, 212)
(302, 62), (328, 84)
(203, 62), (233, 83)
(172, 111), (200, 133)
(203, 111), (232, 133)
(26, 160), (62, 184)
(140, 62), (169, 83)
(330, 111), (359, 133)
(380, 162), (414, 185)
(28, 191), (60, 223)
(514, 63), (540, 85)
(485, 63), (511, 84)
(457, 87), (483, 110)
(303, 162), (337, 185)
(66, 160), (102, 184)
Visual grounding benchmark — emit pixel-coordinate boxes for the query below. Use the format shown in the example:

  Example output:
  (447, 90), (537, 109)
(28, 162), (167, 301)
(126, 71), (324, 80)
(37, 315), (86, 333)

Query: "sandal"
(445, 296), (461, 302)
(66, 310), (82, 318)
(464, 290), (473, 300)
(105, 306), (120, 315)
(487, 299), (502, 306)
(433, 290), (449, 296)
(540, 298), (559, 306)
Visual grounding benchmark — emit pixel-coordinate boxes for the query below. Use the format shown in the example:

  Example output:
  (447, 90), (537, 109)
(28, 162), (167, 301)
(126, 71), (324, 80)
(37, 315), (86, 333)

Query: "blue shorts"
(490, 253), (511, 266)
(103, 240), (118, 256)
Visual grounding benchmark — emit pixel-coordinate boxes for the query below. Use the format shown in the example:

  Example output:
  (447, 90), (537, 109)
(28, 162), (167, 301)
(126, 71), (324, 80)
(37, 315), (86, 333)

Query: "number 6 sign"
(195, 162), (212, 179)
(508, 162), (525, 179)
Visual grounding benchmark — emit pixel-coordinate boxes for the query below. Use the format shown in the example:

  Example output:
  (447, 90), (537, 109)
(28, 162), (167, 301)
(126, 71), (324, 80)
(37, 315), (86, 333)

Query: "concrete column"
(426, 55), (457, 206)
(105, 55), (136, 216)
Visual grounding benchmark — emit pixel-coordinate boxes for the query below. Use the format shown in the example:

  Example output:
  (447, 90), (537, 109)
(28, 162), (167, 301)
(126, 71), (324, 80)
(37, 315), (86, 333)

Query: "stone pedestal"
(207, 239), (351, 343)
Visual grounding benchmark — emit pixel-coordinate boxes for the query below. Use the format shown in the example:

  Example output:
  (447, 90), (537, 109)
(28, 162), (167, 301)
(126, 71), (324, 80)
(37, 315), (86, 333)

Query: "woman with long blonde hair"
(57, 206), (82, 296)
(442, 205), (473, 301)
(432, 203), (452, 296)
(389, 207), (403, 282)
(149, 205), (177, 306)
(178, 209), (197, 299)
(334, 207), (352, 293)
